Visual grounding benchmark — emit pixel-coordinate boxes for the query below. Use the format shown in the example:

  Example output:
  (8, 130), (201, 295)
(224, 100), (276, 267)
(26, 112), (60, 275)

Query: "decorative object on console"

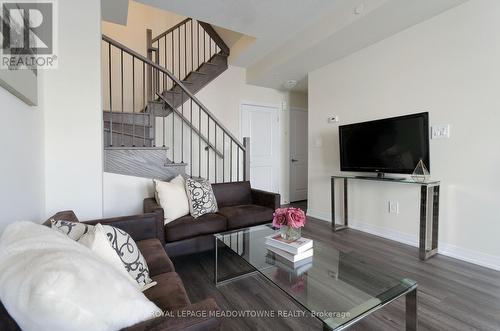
(185, 177), (218, 218)
(411, 159), (430, 183)
(154, 175), (190, 224)
(272, 207), (306, 241)
(51, 219), (92, 240)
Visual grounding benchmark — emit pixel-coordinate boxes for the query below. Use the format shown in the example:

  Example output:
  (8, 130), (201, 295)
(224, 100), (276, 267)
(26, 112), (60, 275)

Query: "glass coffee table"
(214, 224), (417, 330)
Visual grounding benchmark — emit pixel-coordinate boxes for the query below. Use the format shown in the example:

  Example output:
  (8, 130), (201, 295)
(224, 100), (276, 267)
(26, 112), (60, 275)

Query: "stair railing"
(102, 34), (249, 183)
(147, 18), (229, 98)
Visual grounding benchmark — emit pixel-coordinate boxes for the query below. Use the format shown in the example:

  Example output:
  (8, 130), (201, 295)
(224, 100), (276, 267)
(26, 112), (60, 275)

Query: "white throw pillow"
(0, 222), (162, 331)
(50, 219), (93, 240)
(78, 224), (139, 289)
(100, 224), (156, 291)
(154, 175), (190, 224)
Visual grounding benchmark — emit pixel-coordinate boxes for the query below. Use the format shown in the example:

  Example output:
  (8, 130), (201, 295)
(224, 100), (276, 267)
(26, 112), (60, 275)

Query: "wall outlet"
(431, 124), (450, 139)
(388, 201), (399, 214)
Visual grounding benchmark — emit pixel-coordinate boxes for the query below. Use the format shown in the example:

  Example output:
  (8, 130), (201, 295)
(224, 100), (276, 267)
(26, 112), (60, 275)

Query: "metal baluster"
(197, 21), (200, 69)
(172, 31), (174, 79)
(178, 27), (180, 79)
(237, 146), (240, 181)
(199, 105), (201, 178)
(230, 140), (233, 181)
(108, 43), (113, 147)
(184, 24), (187, 78)
(132, 56), (135, 146)
(222, 133), (225, 182)
(191, 20), (194, 73)
(121, 49), (124, 146)
(181, 91), (184, 163)
(215, 126), (217, 182)
(203, 29), (206, 63)
(160, 74), (164, 148)
(207, 116), (210, 181)
(171, 92), (174, 155)
(164, 36), (167, 90)
(190, 99), (193, 177)
(142, 61), (146, 146)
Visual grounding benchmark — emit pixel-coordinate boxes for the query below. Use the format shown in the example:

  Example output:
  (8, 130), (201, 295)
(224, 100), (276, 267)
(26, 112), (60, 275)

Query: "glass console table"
(331, 175), (440, 261)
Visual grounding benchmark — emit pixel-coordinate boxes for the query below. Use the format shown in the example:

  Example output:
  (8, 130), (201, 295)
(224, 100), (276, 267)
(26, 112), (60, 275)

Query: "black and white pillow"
(101, 225), (155, 291)
(185, 178), (218, 218)
(51, 219), (93, 241)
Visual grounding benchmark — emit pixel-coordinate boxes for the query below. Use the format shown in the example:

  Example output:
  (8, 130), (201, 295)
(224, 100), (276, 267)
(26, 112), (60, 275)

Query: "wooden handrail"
(102, 34), (244, 151)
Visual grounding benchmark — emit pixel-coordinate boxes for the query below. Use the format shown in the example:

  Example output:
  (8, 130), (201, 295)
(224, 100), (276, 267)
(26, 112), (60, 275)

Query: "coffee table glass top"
(214, 224), (417, 330)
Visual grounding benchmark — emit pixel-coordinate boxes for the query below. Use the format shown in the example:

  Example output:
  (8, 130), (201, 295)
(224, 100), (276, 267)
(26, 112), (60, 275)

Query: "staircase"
(102, 18), (249, 183)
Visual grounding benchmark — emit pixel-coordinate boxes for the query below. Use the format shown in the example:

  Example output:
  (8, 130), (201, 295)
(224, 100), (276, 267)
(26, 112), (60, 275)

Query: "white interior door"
(290, 108), (308, 202)
(241, 103), (280, 193)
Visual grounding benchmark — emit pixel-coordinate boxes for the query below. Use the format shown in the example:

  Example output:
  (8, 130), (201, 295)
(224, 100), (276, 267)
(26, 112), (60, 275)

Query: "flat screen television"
(339, 112), (429, 175)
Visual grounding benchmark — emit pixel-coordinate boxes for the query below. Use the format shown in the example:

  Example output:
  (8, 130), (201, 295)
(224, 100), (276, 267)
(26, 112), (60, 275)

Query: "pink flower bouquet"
(272, 207), (306, 229)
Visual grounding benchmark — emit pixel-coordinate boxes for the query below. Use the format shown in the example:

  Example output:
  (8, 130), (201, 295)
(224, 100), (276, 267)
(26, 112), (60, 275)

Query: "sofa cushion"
(144, 272), (190, 311)
(165, 213), (227, 242)
(218, 205), (274, 230)
(212, 181), (252, 208)
(137, 239), (175, 276)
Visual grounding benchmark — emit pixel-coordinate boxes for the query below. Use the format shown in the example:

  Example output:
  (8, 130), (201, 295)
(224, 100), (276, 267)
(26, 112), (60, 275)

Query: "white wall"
(43, 0), (103, 220)
(0, 86), (45, 232)
(308, 0), (500, 270)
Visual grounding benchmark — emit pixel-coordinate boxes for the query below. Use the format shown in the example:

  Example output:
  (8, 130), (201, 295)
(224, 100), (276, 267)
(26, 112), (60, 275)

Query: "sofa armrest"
(251, 189), (280, 211)
(85, 212), (165, 246)
(124, 298), (221, 331)
(144, 197), (163, 214)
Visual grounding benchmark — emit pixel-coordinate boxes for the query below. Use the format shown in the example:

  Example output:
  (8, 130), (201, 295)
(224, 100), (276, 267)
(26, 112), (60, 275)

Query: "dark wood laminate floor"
(172, 201), (500, 331)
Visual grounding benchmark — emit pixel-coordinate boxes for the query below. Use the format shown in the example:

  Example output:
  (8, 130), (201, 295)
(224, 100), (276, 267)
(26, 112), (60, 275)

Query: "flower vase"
(280, 226), (301, 241)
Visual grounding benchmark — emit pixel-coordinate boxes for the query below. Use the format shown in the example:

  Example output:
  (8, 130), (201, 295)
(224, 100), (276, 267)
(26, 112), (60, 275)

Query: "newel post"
(243, 137), (250, 181)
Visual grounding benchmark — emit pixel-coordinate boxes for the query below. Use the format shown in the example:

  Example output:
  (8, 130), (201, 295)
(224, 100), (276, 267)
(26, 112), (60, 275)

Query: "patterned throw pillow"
(51, 219), (93, 241)
(185, 178), (218, 218)
(100, 224), (155, 291)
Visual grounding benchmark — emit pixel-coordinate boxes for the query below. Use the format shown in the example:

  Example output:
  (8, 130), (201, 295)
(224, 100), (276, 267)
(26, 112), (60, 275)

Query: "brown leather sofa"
(0, 211), (221, 331)
(144, 181), (281, 258)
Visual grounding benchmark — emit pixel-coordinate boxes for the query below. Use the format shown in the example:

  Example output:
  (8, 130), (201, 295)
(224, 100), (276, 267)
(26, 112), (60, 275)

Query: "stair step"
(104, 128), (154, 140)
(180, 80), (193, 85)
(104, 148), (187, 180)
(103, 111), (152, 126)
(192, 71), (208, 76)
(105, 146), (169, 151)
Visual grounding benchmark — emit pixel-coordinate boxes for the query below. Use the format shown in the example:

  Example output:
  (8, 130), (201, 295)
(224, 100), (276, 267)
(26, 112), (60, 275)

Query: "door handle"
(291, 159), (298, 162)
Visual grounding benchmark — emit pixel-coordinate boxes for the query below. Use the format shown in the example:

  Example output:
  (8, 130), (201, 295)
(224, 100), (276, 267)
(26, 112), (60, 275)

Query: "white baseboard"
(306, 209), (500, 271)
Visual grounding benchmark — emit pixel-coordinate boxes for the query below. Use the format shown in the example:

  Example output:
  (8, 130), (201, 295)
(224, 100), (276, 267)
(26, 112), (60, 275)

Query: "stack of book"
(265, 234), (313, 275)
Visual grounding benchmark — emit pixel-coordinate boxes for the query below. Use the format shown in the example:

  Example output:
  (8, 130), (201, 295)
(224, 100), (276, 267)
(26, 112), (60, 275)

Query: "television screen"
(339, 112), (429, 174)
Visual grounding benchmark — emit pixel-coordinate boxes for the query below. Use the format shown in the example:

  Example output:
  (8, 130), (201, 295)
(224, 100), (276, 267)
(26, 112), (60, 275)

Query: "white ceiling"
(102, 0), (130, 25)
(135, 0), (468, 92)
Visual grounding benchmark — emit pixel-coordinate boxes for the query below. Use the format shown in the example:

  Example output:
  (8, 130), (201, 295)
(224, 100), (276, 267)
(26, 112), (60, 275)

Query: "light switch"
(314, 137), (323, 147)
(431, 125), (450, 139)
